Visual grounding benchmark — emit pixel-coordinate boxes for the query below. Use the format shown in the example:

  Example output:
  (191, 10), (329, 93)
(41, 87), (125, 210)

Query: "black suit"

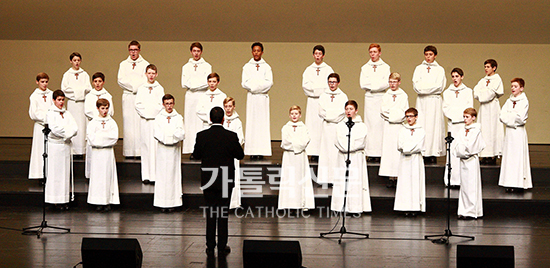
(193, 124), (244, 250)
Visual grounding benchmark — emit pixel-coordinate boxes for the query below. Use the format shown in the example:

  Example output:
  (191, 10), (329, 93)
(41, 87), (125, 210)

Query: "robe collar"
(50, 105), (66, 113)
(94, 115), (113, 121)
(205, 88), (224, 96)
(350, 115), (363, 123)
(66, 67), (85, 75)
(286, 121), (305, 127)
(403, 122), (422, 130)
(247, 58), (267, 65)
(35, 88), (52, 95)
(226, 111), (240, 121)
(483, 73), (501, 81)
(465, 122), (480, 130)
(126, 55), (145, 64)
(367, 58), (386, 66)
(509, 92), (527, 102)
(308, 62), (330, 69)
(144, 81), (161, 88)
(89, 88), (108, 96)
(387, 88), (406, 96)
(159, 109), (179, 118)
(448, 83), (468, 91)
(421, 60), (440, 67)
(188, 57), (207, 64)
(325, 87), (344, 95)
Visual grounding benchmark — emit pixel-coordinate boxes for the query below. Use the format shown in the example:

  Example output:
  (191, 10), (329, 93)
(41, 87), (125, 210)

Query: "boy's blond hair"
(389, 72), (401, 81)
(289, 105), (301, 114)
(223, 97), (235, 106)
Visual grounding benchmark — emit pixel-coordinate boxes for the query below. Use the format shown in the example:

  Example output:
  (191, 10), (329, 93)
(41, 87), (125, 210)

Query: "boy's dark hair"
(162, 94), (175, 103)
(405, 107), (418, 116)
(96, 98), (110, 108)
(190, 42), (203, 51)
(92, 72), (105, 81)
(344, 100), (358, 110)
(146, 64), (157, 73)
(128, 40), (141, 49)
(484, 59), (498, 71)
(251, 42), (264, 51)
(210, 107), (224, 124)
(511, 77), (525, 88)
(313, 45), (325, 55)
(53, 89), (65, 100)
(69, 52), (82, 61)
(328, 73), (340, 83)
(207, 72), (220, 82)
(36, 72), (49, 81)
(424, 45), (438, 56)
(451, 68), (464, 77)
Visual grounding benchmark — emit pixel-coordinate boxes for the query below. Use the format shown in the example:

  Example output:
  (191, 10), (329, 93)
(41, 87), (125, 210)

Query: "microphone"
(445, 131), (454, 143)
(345, 116), (355, 128)
(43, 124), (51, 135)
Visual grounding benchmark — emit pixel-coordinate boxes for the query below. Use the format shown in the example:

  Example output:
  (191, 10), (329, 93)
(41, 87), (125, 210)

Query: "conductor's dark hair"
(313, 45), (325, 55)
(344, 100), (358, 110)
(162, 94), (175, 103)
(451, 68), (464, 77)
(328, 73), (340, 83)
(69, 52), (82, 61)
(92, 72), (105, 81)
(484, 59), (498, 70)
(53, 89), (65, 100)
(128, 40), (141, 49)
(424, 45), (438, 55)
(251, 42), (264, 51)
(190, 42), (203, 51)
(210, 107), (224, 124)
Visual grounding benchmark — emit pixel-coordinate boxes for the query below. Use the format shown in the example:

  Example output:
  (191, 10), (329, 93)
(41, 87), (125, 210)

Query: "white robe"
(87, 116), (120, 205)
(442, 83), (473, 186)
(302, 62), (334, 156)
(412, 60), (446, 157)
(45, 106), (78, 204)
(118, 55), (149, 157)
(223, 112), (245, 209)
(498, 93), (532, 189)
(278, 121), (315, 209)
(154, 109), (185, 208)
(84, 88), (114, 179)
(181, 58), (212, 153)
(379, 88), (408, 177)
(454, 123), (485, 218)
(62, 68), (91, 154)
(317, 88), (348, 184)
(28, 88), (53, 179)
(242, 58), (273, 156)
(473, 74), (504, 157)
(360, 58), (391, 157)
(331, 116), (371, 213)
(196, 88), (227, 129)
(135, 81), (165, 182)
(394, 123), (426, 212)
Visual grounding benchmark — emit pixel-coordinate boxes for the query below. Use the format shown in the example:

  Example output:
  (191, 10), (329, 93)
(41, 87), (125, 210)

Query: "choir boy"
(197, 73), (227, 129)
(223, 97), (245, 209)
(278, 105), (315, 212)
(181, 42), (212, 155)
(498, 78), (532, 192)
(317, 73), (348, 184)
(379, 72), (409, 188)
(87, 99), (119, 212)
(360, 43), (391, 162)
(61, 52), (91, 156)
(28, 73), (53, 180)
(242, 42), (273, 160)
(45, 90), (78, 210)
(154, 94), (185, 212)
(302, 45), (334, 161)
(473, 59), (504, 165)
(412, 45), (446, 163)
(135, 64), (165, 184)
(455, 108), (485, 219)
(394, 108), (425, 217)
(118, 40), (149, 157)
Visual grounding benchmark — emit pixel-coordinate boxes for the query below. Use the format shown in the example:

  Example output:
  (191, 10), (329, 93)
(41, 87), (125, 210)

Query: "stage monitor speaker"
(81, 237), (143, 268)
(243, 240), (302, 268)
(457, 244), (514, 268)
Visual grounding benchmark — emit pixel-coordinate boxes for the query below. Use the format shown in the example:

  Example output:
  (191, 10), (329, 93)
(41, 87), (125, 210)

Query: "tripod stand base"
(320, 226), (369, 244)
(22, 220), (70, 238)
(425, 229), (474, 244)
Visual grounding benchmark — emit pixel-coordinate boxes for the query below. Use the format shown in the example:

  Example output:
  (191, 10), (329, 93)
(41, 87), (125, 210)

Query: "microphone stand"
(320, 117), (369, 244)
(424, 132), (474, 244)
(22, 124), (71, 238)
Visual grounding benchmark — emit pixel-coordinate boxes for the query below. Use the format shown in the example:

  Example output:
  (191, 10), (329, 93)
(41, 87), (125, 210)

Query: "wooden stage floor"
(1, 138), (550, 267)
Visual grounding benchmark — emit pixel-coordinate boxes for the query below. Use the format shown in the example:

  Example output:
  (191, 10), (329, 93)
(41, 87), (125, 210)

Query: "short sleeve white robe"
(87, 115), (120, 205)
(224, 112), (245, 209)
(317, 88), (348, 184)
(454, 122), (485, 218)
(242, 58), (273, 156)
(278, 121), (315, 210)
(331, 116), (371, 213)
(379, 88), (408, 177)
(473, 74), (504, 157)
(45, 106), (78, 204)
(498, 93), (532, 189)
(442, 83), (473, 186)
(360, 58), (390, 157)
(302, 62), (334, 156)
(28, 88), (53, 179)
(135, 81), (165, 182)
(84, 88), (114, 179)
(61, 68), (92, 154)
(118, 55), (149, 157)
(154, 109), (185, 208)
(181, 58), (212, 153)
(412, 60), (446, 157)
(394, 123), (426, 212)
(196, 88), (227, 129)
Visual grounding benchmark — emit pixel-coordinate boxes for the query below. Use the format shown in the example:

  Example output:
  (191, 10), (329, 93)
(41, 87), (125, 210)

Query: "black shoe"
(161, 208), (168, 213)
(206, 247), (215, 256)
(103, 205), (111, 212)
(96, 205), (104, 211)
(189, 154), (195, 160)
(143, 179), (150, 184)
(219, 246), (231, 255)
